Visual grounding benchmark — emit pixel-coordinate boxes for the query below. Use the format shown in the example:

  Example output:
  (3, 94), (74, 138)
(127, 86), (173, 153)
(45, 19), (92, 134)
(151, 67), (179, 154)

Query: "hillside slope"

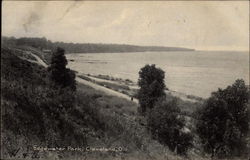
(1, 47), (104, 159)
(4, 44), (248, 160)
(1, 46), (207, 160)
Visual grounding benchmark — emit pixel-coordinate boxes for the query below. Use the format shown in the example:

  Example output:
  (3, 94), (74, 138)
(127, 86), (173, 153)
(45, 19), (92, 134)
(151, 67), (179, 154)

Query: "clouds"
(2, 1), (249, 50)
(22, 2), (47, 32)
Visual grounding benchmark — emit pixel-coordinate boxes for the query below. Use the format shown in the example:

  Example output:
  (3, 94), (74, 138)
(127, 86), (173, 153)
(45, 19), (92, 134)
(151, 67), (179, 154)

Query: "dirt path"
(80, 74), (139, 89)
(26, 50), (197, 104)
(26, 51), (48, 67)
(25, 51), (139, 104)
(83, 74), (120, 84)
(76, 77), (138, 104)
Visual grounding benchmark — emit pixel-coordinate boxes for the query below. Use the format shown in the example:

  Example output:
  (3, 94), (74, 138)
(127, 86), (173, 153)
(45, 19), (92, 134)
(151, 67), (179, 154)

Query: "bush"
(138, 64), (166, 114)
(48, 47), (76, 91)
(147, 98), (193, 155)
(196, 79), (249, 158)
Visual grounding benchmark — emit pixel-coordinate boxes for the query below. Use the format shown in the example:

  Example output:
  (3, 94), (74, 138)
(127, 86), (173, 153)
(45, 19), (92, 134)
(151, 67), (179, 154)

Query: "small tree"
(138, 64), (166, 114)
(48, 47), (76, 90)
(148, 98), (193, 155)
(196, 79), (249, 158)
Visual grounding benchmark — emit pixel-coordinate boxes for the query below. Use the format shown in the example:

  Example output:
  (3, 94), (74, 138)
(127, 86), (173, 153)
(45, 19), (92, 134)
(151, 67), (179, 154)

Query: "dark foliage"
(196, 79), (250, 158)
(1, 36), (55, 50)
(48, 47), (76, 90)
(138, 64), (166, 114)
(2, 47), (77, 141)
(1, 47), (102, 158)
(147, 98), (193, 155)
(2, 36), (194, 53)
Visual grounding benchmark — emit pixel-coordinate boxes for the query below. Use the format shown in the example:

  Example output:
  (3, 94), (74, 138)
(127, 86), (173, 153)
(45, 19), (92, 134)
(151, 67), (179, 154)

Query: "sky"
(2, 1), (249, 51)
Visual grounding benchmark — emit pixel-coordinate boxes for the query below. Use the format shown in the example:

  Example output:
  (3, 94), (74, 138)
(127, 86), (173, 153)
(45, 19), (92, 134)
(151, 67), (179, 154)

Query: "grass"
(15, 45), (52, 64)
(69, 82), (240, 160)
(11, 48), (37, 61)
(74, 83), (190, 160)
(79, 74), (137, 97)
(79, 74), (203, 116)
(77, 82), (137, 118)
(1, 47), (100, 159)
(91, 74), (134, 85)
(78, 74), (203, 121)
(1, 47), (173, 159)
(2, 45), (248, 160)
(96, 81), (130, 90)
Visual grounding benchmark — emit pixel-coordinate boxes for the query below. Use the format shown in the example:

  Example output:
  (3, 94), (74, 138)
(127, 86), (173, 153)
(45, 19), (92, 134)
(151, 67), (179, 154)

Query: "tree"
(148, 98), (193, 155)
(196, 79), (249, 158)
(48, 47), (76, 90)
(138, 64), (166, 114)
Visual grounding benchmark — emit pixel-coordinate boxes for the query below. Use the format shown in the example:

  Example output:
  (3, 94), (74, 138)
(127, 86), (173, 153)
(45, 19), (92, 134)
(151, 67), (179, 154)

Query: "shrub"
(47, 47), (76, 91)
(196, 79), (249, 158)
(138, 64), (166, 114)
(147, 98), (193, 155)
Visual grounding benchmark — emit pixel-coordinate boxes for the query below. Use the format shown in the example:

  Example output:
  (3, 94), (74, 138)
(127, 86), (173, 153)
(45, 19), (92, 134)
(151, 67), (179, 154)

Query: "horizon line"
(2, 35), (249, 52)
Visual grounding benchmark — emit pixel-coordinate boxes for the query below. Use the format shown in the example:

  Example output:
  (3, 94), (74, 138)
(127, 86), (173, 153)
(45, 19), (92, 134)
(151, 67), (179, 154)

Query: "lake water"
(66, 51), (249, 98)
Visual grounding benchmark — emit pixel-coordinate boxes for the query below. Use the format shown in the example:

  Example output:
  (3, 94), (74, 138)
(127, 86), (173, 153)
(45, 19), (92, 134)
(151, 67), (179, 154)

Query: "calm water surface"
(66, 51), (249, 98)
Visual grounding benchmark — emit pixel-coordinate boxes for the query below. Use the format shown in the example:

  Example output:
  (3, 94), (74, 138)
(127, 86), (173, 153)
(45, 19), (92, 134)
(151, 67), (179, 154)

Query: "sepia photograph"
(1, 1), (249, 160)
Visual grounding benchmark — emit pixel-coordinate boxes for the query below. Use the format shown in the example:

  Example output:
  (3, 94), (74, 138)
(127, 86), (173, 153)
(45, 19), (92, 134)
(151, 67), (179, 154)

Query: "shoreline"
(78, 73), (204, 103)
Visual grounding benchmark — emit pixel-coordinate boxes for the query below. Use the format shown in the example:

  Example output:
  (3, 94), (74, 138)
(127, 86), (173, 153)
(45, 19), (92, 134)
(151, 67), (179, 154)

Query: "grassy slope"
(1, 45), (222, 159)
(2, 46), (247, 160)
(1, 47), (102, 159)
(79, 74), (203, 117)
(2, 46), (205, 160)
(73, 83), (204, 160)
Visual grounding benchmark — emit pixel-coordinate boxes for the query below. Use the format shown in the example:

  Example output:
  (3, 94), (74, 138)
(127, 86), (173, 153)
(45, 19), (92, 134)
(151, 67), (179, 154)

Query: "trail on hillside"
(26, 50), (197, 103)
(26, 51), (48, 67)
(76, 77), (138, 104)
(25, 51), (139, 104)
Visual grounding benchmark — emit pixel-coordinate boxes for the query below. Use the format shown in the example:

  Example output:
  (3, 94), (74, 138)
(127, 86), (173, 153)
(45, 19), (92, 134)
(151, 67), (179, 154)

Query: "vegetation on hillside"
(148, 98), (193, 155)
(137, 64), (249, 158)
(196, 79), (250, 158)
(138, 64), (166, 114)
(48, 47), (76, 90)
(137, 64), (193, 155)
(1, 41), (249, 159)
(1, 47), (101, 158)
(2, 36), (194, 53)
(1, 46), (191, 159)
